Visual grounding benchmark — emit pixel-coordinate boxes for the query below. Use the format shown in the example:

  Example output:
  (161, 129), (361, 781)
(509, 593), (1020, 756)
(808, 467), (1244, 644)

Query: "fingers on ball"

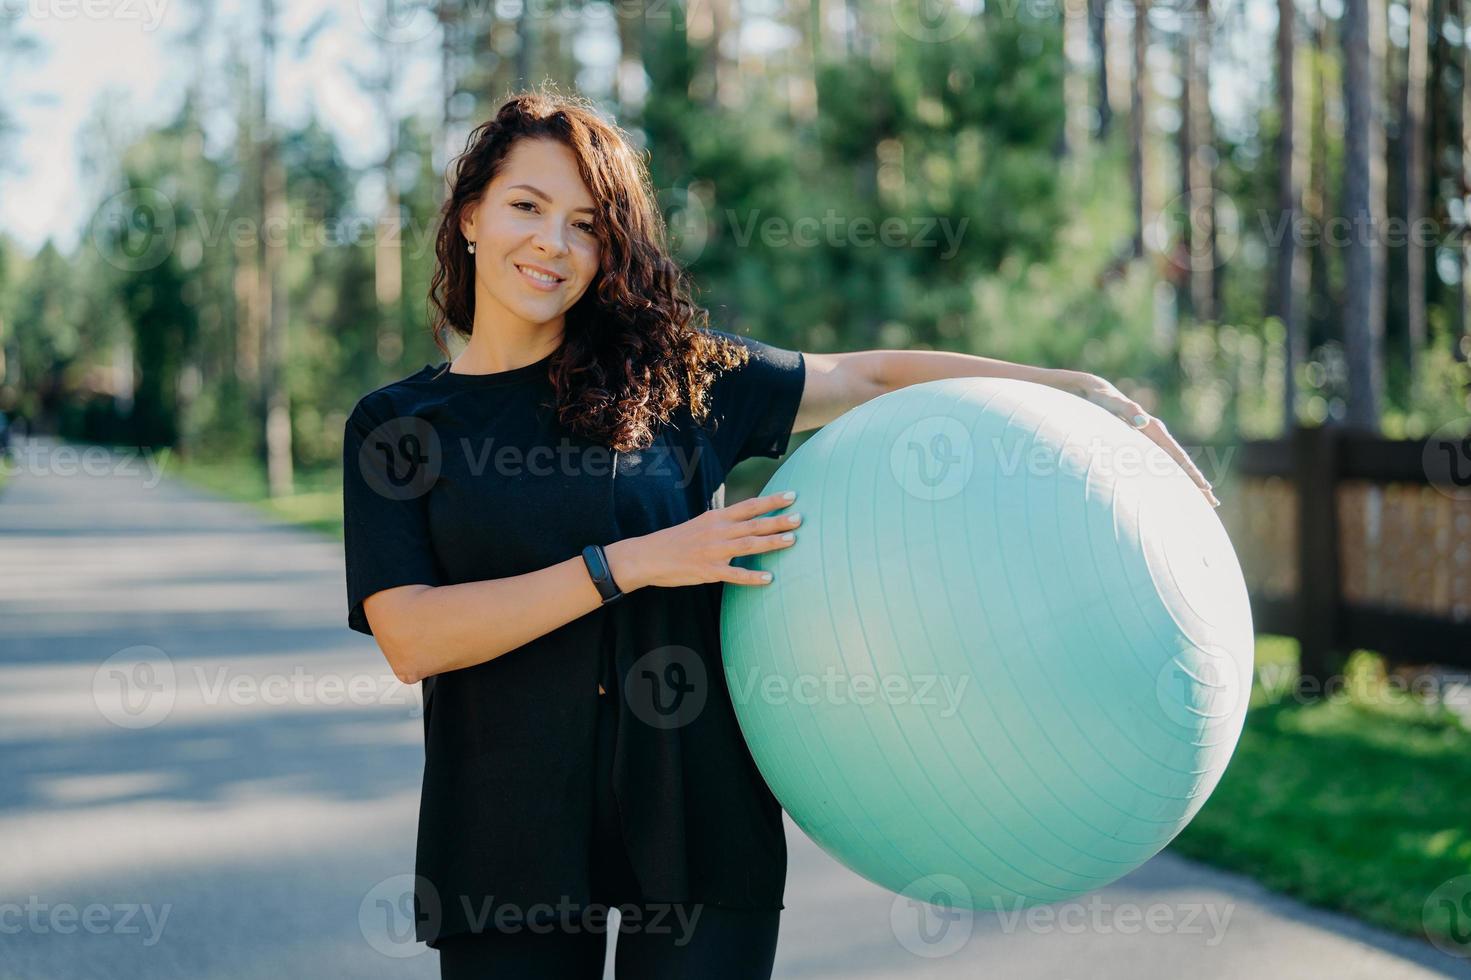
(723, 564), (774, 585)
(733, 533), (793, 555)
(739, 513), (802, 536)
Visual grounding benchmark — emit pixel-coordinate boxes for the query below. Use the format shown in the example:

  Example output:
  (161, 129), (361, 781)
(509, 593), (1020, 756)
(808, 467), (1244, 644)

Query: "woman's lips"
(516, 264), (565, 291)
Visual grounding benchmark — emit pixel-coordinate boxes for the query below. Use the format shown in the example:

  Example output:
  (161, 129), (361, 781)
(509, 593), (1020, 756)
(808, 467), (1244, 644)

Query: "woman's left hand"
(1043, 369), (1221, 508)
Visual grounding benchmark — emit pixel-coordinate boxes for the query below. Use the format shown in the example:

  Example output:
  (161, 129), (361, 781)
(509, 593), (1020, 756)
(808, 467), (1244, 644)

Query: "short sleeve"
(342, 397), (445, 636)
(702, 329), (807, 473)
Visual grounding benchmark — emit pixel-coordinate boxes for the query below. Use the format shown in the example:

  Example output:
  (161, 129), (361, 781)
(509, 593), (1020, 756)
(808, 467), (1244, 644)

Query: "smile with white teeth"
(517, 264), (564, 284)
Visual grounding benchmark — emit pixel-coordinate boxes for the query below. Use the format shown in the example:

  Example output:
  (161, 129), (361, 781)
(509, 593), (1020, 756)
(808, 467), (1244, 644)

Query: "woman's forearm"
(378, 538), (648, 685)
(870, 347), (1219, 506)
(872, 348), (1062, 392)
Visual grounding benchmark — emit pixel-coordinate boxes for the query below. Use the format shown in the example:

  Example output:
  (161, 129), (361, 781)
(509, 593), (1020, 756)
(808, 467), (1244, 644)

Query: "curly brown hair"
(428, 88), (749, 453)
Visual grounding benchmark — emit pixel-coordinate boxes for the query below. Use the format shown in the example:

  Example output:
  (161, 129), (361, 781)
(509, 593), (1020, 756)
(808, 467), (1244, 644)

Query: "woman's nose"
(533, 222), (571, 255)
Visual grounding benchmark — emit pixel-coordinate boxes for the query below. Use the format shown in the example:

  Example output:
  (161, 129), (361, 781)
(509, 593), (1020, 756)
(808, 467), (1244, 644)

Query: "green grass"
(1171, 636), (1471, 947)
(168, 452), (345, 539)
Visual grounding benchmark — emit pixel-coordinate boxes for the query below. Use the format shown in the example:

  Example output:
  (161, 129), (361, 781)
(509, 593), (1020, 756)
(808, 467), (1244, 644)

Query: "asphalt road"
(1, 435), (1466, 979)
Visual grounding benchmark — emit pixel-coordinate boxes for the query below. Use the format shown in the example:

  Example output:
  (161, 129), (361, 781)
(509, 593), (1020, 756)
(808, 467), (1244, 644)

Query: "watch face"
(585, 547), (616, 597)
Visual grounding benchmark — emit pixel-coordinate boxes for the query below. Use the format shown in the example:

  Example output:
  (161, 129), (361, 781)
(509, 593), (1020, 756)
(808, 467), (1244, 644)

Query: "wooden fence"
(1215, 425), (1471, 685)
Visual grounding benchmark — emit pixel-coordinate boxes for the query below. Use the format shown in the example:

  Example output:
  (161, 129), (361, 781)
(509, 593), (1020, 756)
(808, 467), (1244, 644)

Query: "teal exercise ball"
(720, 377), (1253, 911)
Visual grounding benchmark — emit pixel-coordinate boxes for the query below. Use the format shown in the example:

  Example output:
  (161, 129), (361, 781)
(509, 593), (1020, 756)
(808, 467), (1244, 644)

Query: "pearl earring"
(466, 241), (476, 254)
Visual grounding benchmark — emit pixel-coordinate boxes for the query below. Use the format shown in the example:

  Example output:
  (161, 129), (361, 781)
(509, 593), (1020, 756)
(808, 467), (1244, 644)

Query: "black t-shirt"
(341, 328), (806, 947)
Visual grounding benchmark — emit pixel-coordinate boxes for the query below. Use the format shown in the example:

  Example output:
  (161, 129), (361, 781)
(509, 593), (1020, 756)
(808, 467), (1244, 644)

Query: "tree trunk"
(438, 0), (460, 201)
(1406, 0), (1428, 389)
(1429, 0), (1454, 348)
(260, 0), (292, 496)
(1177, 24), (1194, 320)
(515, 0), (535, 90)
(262, 141), (292, 498)
(784, 0), (819, 123)
(1462, 0), (1471, 361)
(1340, 0), (1387, 430)
(1187, 0), (1217, 323)
(711, 0), (741, 109)
(233, 60), (262, 390)
(1275, 0), (1306, 429)
(1308, 0), (1335, 358)
(1062, 0), (1091, 158)
(615, 0), (646, 110)
(1090, 0), (1112, 140)
(376, 38), (404, 374)
(1130, 0), (1150, 258)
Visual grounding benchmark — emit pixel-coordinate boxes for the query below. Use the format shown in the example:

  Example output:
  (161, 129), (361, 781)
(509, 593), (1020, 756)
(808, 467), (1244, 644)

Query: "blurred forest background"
(2, 0), (1471, 497)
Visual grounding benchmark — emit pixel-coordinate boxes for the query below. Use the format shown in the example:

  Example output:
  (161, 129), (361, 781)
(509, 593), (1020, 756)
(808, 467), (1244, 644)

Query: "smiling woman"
(343, 89), (802, 979)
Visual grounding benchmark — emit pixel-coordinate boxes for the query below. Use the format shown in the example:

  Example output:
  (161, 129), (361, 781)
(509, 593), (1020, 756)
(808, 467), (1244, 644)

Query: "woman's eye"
(512, 201), (596, 235)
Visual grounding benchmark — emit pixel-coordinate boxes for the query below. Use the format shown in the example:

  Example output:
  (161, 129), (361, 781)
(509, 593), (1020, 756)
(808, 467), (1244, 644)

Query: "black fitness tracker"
(581, 544), (625, 605)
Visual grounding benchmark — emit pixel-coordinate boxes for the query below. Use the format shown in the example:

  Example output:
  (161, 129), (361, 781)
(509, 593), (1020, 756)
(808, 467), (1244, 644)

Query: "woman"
(341, 90), (1217, 979)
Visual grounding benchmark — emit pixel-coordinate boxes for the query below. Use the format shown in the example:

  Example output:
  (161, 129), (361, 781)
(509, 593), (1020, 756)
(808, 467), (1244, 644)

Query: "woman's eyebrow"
(507, 183), (597, 214)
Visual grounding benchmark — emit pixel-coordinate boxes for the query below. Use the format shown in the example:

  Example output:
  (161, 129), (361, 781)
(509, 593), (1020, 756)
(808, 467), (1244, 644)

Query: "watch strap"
(581, 544), (624, 604)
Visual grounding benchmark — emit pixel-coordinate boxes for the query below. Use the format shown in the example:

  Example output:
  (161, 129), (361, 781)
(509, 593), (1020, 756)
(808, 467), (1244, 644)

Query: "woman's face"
(459, 138), (603, 333)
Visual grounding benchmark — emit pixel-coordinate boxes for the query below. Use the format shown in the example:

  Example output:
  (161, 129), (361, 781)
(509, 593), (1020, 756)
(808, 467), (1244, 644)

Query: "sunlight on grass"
(1172, 636), (1471, 945)
(170, 455), (344, 539)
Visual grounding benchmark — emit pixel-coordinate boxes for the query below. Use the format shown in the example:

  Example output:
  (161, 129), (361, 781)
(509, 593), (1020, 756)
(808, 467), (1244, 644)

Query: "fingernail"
(780, 532), (795, 542)
(761, 572), (774, 582)
(782, 490), (797, 500)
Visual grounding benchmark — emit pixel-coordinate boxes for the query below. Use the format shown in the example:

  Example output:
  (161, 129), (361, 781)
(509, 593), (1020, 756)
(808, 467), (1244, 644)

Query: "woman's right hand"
(605, 490), (802, 591)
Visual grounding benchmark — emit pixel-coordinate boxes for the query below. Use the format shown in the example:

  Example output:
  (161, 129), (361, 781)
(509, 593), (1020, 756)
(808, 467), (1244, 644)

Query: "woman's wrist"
(603, 538), (647, 594)
(1029, 366), (1083, 393)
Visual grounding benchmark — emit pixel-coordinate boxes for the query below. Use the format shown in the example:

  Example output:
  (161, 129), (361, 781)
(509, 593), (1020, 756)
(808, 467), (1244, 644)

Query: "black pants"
(435, 903), (781, 979)
(437, 677), (781, 979)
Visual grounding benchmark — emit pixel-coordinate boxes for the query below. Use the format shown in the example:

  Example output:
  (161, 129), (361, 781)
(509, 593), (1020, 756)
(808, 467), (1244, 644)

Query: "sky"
(2, 5), (186, 254)
(2, 0), (504, 255)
